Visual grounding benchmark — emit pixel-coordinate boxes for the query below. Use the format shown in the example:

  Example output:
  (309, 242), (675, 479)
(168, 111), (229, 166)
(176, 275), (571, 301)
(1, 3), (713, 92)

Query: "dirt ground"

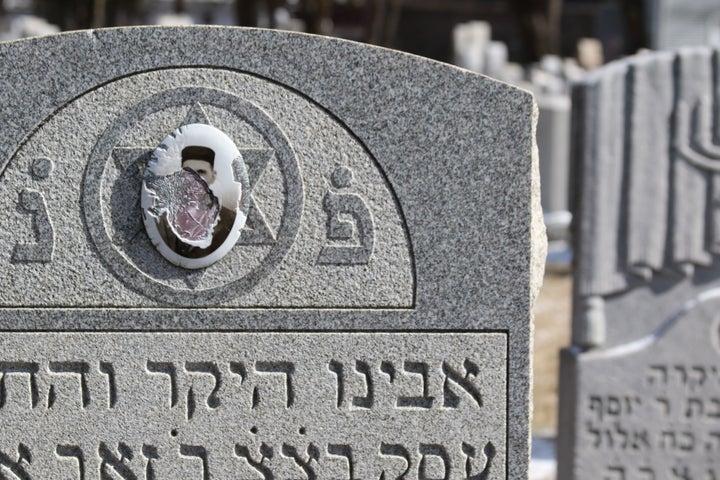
(531, 272), (572, 433)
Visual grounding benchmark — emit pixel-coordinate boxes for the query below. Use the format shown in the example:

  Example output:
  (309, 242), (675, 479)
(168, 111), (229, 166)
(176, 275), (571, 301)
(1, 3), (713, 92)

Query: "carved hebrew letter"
(418, 444), (450, 480)
(397, 361), (434, 409)
(185, 362), (222, 419)
(141, 445), (159, 480)
(327, 444), (356, 480)
(679, 432), (696, 452)
(462, 442), (495, 480)
(254, 361), (295, 408)
(632, 430), (650, 450)
(686, 398), (704, 418)
(179, 445), (209, 480)
(281, 444), (319, 480)
(235, 444), (274, 480)
(379, 443), (411, 480)
(605, 466), (626, 480)
(614, 423), (629, 449)
(691, 366), (708, 388)
(710, 432), (720, 451)
(0, 362), (39, 409)
(655, 397), (671, 416)
(328, 360), (345, 408)
(56, 445), (85, 480)
(99, 443), (138, 480)
(0, 444), (31, 480)
(585, 422), (601, 447)
(48, 361), (91, 408)
(671, 466), (691, 480)
(589, 396), (603, 421)
(607, 397), (622, 416)
(229, 362), (247, 384)
(185, 362), (222, 408)
(709, 399), (720, 418)
(380, 361), (396, 382)
(12, 189), (54, 263)
(317, 166), (375, 265)
(442, 360), (482, 408)
(647, 365), (668, 385)
(146, 361), (178, 408)
(352, 360), (373, 409)
(660, 431), (677, 450)
(674, 366), (689, 385)
(99, 363), (117, 408)
(638, 467), (655, 480)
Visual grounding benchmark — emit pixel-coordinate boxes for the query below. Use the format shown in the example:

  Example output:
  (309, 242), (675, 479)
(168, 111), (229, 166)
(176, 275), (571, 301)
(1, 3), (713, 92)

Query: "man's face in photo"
(183, 158), (216, 185)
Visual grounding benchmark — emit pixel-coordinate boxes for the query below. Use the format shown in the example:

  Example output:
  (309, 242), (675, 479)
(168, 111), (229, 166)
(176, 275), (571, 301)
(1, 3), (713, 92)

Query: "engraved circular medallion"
(83, 86), (303, 305)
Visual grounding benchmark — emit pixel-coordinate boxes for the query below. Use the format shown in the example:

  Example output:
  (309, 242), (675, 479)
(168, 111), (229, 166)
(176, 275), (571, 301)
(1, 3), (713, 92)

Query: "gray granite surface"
(558, 47), (720, 479)
(0, 26), (544, 478)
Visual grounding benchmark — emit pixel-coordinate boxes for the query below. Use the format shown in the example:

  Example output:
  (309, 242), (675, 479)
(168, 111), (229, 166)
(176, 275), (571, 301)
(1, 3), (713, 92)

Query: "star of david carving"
(112, 102), (277, 248)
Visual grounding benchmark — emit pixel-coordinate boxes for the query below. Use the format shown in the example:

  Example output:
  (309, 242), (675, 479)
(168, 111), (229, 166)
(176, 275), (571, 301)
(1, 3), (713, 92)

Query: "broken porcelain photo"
(141, 123), (249, 269)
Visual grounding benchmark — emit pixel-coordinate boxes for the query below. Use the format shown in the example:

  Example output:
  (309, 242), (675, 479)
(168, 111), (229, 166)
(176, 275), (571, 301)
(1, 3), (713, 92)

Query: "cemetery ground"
(532, 271), (572, 434)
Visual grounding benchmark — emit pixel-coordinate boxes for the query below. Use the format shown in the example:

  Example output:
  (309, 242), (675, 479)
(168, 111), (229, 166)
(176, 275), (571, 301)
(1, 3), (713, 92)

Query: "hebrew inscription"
(572, 298), (720, 478)
(0, 332), (507, 478)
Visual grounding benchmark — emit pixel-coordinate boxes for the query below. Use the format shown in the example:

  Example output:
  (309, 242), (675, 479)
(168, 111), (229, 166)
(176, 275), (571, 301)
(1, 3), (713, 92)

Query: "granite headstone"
(0, 26), (544, 478)
(558, 47), (720, 479)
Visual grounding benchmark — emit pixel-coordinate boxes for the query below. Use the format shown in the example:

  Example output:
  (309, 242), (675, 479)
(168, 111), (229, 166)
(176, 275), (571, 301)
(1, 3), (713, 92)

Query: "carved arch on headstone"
(2, 67), (416, 307)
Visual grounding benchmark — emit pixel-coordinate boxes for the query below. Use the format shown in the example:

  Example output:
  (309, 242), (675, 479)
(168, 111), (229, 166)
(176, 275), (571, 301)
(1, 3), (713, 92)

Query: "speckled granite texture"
(0, 27), (544, 478)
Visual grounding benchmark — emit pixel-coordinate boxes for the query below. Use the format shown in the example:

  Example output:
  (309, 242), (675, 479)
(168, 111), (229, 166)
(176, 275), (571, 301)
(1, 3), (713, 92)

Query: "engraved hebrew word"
(7, 441), (498, 477)
(318, 166), (375, 265)
(146, 360), (296, 415)
(329, 358), (483, 410)
(684, 397), (720, 419)
(646, 364), (720, 389)
(584, 421), (652, 451)
(57, 444), (161, 480)
(224, 441), (496, 478)
(46, 361), (116, 410)
(588, 395), (642, 422)
(0, 361), (116, 411)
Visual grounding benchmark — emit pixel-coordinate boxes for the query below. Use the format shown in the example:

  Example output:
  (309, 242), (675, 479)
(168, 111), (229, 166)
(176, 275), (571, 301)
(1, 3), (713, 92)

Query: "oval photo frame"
(141, 123), (250, 269)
